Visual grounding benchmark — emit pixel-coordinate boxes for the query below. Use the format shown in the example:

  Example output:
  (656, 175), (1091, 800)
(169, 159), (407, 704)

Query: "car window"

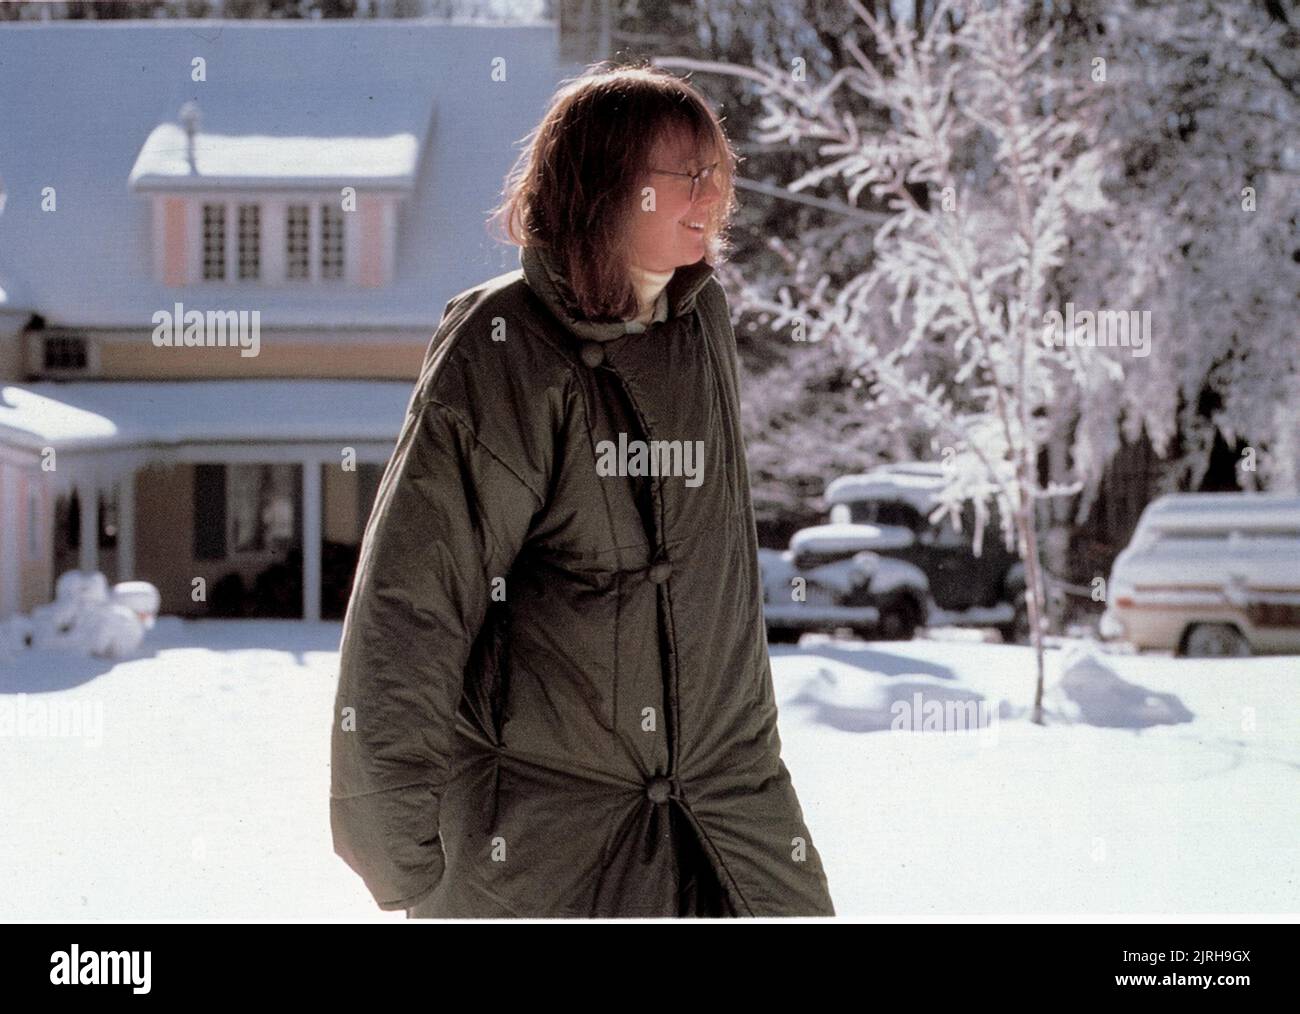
(848, 501), (921, 528)
(1151, 529), (1232, 546)
(1147, 530), (1235, 558)
(1240, 528), (1300, 544)
(930, 519), (968, 547)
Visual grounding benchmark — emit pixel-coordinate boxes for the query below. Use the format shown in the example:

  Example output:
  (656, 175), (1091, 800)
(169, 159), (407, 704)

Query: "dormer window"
(131, 118), (415, 289)
(154, 194), (386, 287)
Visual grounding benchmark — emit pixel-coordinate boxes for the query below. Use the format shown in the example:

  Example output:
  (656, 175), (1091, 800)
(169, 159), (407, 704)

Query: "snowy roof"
(1136, 492), (1300, 533)
(824, 464), (946, 512)
(129, 125), (422, 192)
(0, 20), (577, 329)
(0, 264), (23, 311)
(790, 522), (917, 555)
(0, 380), (415, 452)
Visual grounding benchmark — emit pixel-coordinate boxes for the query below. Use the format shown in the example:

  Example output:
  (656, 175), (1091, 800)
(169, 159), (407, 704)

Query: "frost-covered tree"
(737, 343), (923, 543)
(1050, 0), (1299, 498)
(667, 0), (1297, 516)
(665, 0), (1127, 722)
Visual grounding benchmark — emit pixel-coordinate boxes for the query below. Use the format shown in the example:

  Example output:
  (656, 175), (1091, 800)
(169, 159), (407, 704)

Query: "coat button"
(647, 561), (672, 584)
(580, 341), (605, 368)
(646, 777), (671, 803)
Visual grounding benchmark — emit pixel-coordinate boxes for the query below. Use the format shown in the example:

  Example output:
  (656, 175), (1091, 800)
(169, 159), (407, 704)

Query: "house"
(0, 15), (598, 621)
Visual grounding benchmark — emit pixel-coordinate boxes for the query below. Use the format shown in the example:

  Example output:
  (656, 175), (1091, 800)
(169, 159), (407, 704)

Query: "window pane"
(356, 462), (383, 532)
(320, 202), (344, 280)
(230, 464), (265, 552)
(98, 487), (118, 549)
(238, 204), (260, 280)
(263, 465), (296, 551)
(193, 464), (227, 560)
(229, 464), (298, 553)
(878, 503), (920, 529)
(932, 520), (967, 547)
(203, 203), (226, 280)
(43, 335), (87, 370)
(286, 205), (310, 280)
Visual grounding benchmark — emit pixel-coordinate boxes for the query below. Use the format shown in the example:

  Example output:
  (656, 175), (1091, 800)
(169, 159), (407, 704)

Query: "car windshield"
(841, 501), (922, 529)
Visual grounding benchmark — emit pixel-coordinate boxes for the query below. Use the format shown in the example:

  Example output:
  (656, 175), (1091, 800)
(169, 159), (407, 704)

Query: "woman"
(329, 63), (835, 919)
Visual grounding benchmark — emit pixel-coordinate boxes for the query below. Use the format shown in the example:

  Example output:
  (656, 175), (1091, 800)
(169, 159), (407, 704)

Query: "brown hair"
(489, 61), (740, 322)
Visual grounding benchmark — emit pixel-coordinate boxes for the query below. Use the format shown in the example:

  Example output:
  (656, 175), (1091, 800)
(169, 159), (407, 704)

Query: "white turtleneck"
(628, 260), (674, 326)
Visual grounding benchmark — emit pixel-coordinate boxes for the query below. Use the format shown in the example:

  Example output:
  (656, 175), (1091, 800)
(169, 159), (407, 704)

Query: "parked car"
(1099, 492), (1300, 656)
(760, 462), (1027, 643)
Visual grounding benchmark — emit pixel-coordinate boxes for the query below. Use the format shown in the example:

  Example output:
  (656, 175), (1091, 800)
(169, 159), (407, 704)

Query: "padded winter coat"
(329, 243), (835, 918)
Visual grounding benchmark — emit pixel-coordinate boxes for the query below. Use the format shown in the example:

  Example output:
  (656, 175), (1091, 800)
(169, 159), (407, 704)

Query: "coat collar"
(519, 244), (715, 343)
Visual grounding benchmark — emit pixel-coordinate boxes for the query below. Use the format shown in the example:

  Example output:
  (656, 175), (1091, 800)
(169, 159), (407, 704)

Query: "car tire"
(998, 590), (1031, 645)
(876, 596), (920, 641)
(1179, 623), (1251, 658)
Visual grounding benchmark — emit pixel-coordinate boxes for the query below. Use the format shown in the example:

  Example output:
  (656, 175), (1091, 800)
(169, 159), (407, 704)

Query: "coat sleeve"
(329, 317), (544, 911)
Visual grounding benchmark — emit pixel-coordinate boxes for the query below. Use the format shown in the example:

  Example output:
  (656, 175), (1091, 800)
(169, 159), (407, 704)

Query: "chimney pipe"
(179, 101), (201, 175)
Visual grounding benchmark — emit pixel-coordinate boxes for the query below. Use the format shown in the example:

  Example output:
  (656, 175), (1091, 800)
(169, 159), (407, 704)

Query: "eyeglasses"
(649, 161), (720, 203)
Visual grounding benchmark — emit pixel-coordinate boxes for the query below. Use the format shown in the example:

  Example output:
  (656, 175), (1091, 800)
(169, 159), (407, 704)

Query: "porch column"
(117, 472), (135, 582)
(302, 460), (321, 622)
(76, 477), (98, 574)
(0, 463), (18, 616)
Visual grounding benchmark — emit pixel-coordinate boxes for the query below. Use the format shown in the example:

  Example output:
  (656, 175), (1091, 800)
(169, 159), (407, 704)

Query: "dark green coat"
(329, 244), (835, 918)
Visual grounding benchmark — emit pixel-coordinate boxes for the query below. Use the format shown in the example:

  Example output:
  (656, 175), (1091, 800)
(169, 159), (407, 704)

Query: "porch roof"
(0, 379), (415, 454)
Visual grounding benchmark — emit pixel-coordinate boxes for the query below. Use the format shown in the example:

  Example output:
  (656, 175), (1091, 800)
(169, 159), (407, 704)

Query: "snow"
(778, 636), (1300, 916)
(0, 618), (393, 921)
(2, 619), (1296, 919)
(1134, 492), (1300, 535)
(0, 380), (414, 451)
(0, 268), (25, 315)
(824, 470), (944, 513)
(129, 124), (422, 190)
(1106, 495), (1300, 630)
(790, 522), (917, 555)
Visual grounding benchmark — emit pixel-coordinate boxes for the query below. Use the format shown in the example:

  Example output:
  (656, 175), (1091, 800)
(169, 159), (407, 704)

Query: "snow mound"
(1041, 641), (1195, 728)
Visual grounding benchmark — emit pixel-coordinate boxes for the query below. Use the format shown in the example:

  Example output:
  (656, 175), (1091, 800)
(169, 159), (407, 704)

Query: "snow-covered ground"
(0, 619), (1295, 919)
(777, 633), (1299, 916)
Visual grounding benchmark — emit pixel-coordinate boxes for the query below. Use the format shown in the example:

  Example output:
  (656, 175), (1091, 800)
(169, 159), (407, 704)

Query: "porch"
(0, 379), (413, 620)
